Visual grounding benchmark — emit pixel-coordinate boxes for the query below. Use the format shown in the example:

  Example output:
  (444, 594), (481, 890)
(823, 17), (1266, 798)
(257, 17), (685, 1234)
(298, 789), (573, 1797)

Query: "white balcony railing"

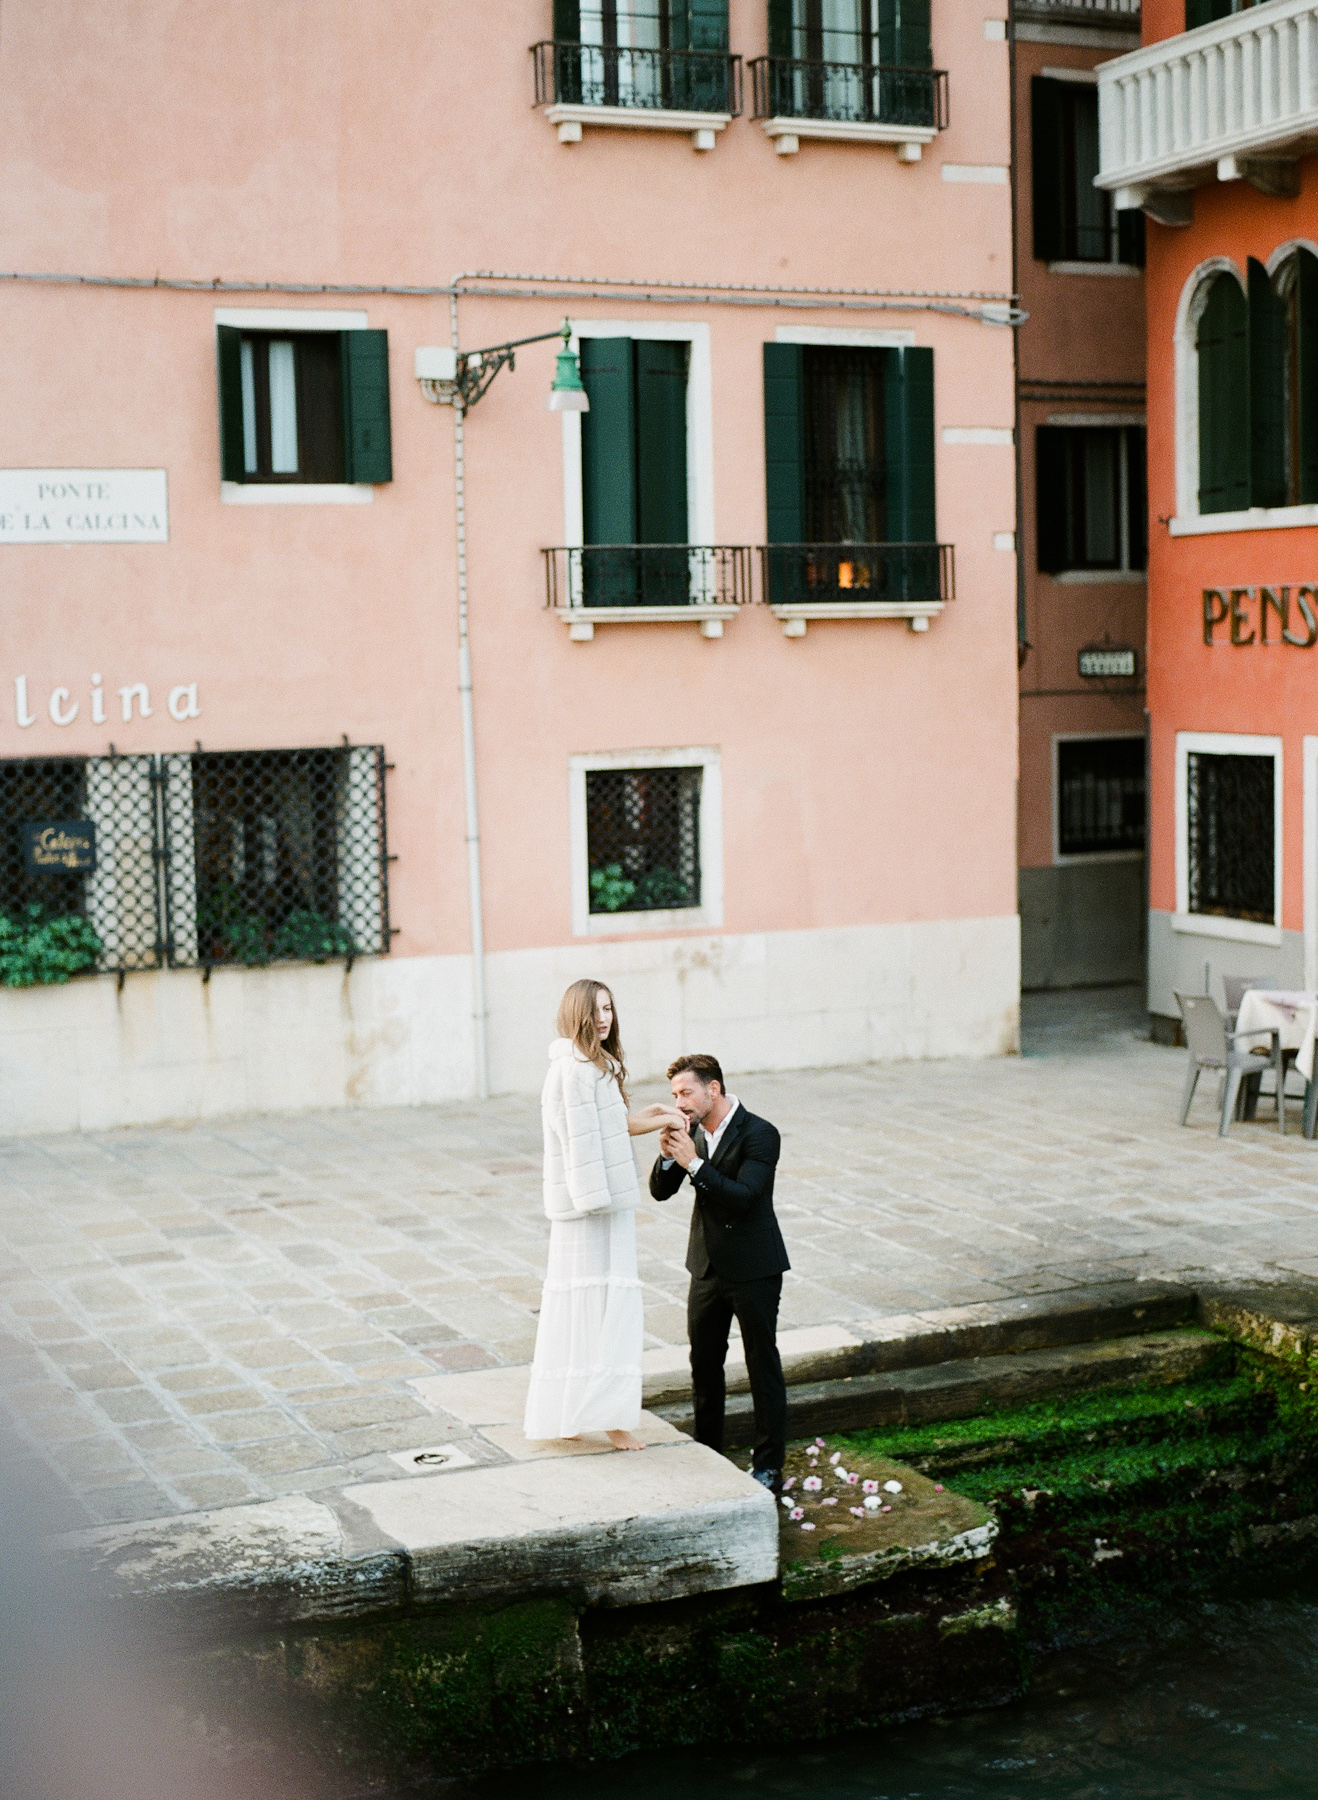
(1097, 0), (1318, 218)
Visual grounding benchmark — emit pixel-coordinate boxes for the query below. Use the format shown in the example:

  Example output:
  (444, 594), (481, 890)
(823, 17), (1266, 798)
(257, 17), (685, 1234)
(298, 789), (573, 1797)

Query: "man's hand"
(659, 1122), (699, 1170)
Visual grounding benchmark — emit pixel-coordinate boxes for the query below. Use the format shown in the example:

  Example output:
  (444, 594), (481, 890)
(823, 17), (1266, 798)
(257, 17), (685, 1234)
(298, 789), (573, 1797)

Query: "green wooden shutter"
(885, 346), (936, 542)
(1127, 427), (1148, 571)
(894, 0), (932, 68)
(341, 331), (392, 483)
(1197, 273), (1249, 515)
(763, 343), (804, 543)
(552, 0), (581, 101)
(553, 0), (579, 35)
(767, 0), (793, 56)
(635, 340), (688, 544)
(1031, 78), (1064, 263)
(1299, 250), (1318, 504)
(1248, 257), (1286, 509)
(763, 342), (803, 605)
(581, 339), (637, 545)
(1036, 426), (1068, 574)
(216, 325), (246, 482)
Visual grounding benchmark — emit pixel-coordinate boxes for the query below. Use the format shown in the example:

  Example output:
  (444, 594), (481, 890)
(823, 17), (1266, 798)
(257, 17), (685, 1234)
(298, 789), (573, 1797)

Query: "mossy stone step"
(657, 1328), (1230, 1448)
(846, 1371), (1273, 1478)
(765, 1436), (995, 1604)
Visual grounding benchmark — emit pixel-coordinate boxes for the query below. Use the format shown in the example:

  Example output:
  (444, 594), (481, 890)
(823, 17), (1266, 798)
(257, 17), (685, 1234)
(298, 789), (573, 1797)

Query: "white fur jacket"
(541, 1038), (640, 1219)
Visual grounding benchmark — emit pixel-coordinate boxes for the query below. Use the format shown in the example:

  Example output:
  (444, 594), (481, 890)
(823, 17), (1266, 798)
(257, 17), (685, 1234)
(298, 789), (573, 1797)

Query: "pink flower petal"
(862, 1480), (879, 1494)
(800, 1522), (815, 1531)
(846, 1472), (859, 1484)
(803, 1475), (823, 1491)
(815, 1437), (826, 1447)
(821, 1497), (837, 1506)
(935, 1483), (944, 1492)
(829, 1452), (841, 1465)
(790, 1507), (804, 1520)
(849, 1506), (865, 1518)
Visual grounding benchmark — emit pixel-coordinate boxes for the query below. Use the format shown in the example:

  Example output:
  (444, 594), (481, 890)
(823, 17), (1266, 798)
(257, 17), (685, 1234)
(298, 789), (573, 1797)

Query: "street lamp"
(414, 319), (588, 412)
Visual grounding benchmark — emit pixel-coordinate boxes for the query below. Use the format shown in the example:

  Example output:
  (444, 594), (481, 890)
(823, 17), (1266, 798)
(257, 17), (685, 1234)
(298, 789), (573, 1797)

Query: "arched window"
(1197, 272), (1248, 515)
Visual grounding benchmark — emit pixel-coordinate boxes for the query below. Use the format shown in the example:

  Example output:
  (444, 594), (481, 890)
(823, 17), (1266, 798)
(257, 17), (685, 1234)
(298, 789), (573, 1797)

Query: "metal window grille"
(0, 746), (389, 982)
(1057, 738), (1145, 857)
(1186, 751), (1275, 924)
(586, 766), (701, 914)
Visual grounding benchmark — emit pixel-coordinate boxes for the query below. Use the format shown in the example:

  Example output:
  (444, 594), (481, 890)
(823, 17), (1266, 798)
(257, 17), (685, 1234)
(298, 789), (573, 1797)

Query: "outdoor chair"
(1221, 976), (1283, 1119)
(1174, 992), (1285, 1137)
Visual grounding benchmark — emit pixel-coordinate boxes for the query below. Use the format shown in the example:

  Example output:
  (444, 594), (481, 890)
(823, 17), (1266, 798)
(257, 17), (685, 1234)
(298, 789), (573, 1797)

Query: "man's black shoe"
(751, 1468), (781, 1497)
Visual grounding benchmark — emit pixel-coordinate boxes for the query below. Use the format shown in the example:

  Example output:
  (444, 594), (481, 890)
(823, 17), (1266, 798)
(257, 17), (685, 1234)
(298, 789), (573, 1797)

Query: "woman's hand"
(627, 1103), (687, 1136)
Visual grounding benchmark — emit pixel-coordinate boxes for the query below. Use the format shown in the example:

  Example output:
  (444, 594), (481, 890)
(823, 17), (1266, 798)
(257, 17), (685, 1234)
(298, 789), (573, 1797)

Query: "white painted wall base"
(0, 914), (1020, 1137)
(1146, 907), (1305, 1023)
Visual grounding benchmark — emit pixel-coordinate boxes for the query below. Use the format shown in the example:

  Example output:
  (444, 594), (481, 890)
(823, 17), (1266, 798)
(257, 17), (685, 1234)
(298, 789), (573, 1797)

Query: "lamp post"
(415, 322), (587, 1099)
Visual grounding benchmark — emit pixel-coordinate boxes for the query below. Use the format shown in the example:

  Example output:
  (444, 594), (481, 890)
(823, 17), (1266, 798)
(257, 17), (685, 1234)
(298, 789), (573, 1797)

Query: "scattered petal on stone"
(821, 1496), (837, 1506)
(883, 1480), (904, 1494)
(935, 1483), (944, 1492)
(829, 1452), (841, 1465)
(815, 1438), (826, 1447)
(790, 1507), (804, 1521)
(863, 1495), (882, 1512)
(800, 1522), (816, 1531)
(881, 1504), (892, 1513)
(782, 1477), (796, 1491)
(781, 1495), (793, 1507)
(803, 1475), (823, 1491)
(862, 1479), (880, 1494)
(846, 1472), (859, 1484)
(849, 1506), (865, 1518)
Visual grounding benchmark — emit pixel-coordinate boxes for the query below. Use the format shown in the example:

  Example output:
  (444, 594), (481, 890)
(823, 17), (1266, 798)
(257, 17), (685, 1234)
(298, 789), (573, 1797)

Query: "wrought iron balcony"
(760, 543), (954, 636)
(543, 544), (754, 640)
(749, 55), (947, 155)
(532, 41), (742, 147)
(1097, 0), (1318, 223)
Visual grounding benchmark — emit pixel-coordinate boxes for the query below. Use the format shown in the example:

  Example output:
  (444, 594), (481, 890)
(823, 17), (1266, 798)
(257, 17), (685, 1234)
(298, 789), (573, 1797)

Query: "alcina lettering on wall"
(10, 674), (200, 729)
(1202, 586), (1318, 648)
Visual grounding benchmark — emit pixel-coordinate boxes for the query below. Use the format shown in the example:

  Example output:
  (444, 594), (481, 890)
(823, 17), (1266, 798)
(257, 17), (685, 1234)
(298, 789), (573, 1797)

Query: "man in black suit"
(649, 1053), (789, 1494)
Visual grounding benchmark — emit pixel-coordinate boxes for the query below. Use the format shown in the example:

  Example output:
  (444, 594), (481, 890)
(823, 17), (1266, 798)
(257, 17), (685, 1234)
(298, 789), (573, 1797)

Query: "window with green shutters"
(549, 1), (731, 112)
(768, 0), (930, 67)
(1195, 252), (1318, 516)
(762, 341), (941, 604)
(1031, 77), (1143, 267)
(579, 337), (690, 605)
(216, 327), (391, 485)
(759, 0), (937, 127)
(1036, 426), (1147, 574)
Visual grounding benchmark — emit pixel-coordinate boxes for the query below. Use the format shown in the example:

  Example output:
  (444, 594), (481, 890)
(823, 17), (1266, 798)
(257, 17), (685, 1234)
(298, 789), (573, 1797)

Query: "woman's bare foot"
(606, 1429), (645, 1451)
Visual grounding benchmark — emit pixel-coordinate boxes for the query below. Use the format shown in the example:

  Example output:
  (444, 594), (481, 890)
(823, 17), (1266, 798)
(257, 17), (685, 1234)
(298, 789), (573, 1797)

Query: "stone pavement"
(3, 984), (1318, 1535)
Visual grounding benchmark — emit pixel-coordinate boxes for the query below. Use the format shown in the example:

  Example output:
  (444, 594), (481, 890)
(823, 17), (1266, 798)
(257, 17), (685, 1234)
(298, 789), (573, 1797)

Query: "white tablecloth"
(1234, 989), (1318, 1083)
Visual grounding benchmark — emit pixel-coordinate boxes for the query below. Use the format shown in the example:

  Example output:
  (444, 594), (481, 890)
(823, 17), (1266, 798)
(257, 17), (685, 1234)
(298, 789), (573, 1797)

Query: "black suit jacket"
(649, 1105), (790, 1283)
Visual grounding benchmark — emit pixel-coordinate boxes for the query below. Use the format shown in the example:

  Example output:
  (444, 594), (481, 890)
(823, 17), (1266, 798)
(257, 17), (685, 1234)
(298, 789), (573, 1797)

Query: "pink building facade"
(0, 0), (1020, 1133)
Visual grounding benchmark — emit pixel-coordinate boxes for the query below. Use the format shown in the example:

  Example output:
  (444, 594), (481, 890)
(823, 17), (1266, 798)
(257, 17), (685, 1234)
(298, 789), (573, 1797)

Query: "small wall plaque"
(1078, 646), (1137, 678)
(24, 820), (96, 873)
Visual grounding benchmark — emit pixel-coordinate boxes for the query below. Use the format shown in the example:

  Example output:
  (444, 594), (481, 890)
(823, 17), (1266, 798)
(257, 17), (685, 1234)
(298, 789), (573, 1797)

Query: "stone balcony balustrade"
(1097, 0), (1318, 225)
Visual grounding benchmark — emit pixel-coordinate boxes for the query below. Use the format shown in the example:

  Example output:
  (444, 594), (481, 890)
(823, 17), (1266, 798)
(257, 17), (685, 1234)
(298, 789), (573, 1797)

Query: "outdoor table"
(1234, 988), (1318, 1138)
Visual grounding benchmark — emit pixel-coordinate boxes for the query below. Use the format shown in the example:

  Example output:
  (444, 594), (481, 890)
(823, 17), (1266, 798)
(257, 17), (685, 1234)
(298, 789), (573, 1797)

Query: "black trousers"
(688, 1270), (786, 1474)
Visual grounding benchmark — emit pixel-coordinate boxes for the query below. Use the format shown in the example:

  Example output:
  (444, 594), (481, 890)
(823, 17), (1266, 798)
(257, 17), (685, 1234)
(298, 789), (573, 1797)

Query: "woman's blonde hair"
(557, 978), (628, 1102)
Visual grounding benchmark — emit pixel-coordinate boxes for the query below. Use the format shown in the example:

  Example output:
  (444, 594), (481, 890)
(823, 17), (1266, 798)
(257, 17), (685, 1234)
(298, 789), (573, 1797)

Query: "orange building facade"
(1099, 0), (1318, 1033)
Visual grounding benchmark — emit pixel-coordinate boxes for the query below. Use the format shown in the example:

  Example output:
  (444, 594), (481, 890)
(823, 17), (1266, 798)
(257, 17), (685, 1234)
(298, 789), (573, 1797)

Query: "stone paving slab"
(6, 986), (1318, 1531)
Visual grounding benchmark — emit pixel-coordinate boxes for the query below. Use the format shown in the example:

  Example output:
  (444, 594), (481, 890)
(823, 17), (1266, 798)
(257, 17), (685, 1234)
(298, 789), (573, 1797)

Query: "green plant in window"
(0, 906), (102, 987)
(223, 913), (270, 966)
(635, 865), (692, 910)
(589, 863), (636, 913)
(272, 910), (356, 963)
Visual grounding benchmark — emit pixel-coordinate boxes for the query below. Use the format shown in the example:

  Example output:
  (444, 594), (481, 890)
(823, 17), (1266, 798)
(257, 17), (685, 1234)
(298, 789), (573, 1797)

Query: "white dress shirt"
(666, 1096), (740, 1177)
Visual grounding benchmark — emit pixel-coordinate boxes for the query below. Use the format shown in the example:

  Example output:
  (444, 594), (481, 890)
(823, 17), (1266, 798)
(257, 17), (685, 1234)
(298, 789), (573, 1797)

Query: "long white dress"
(523, 1040), (644, 1440)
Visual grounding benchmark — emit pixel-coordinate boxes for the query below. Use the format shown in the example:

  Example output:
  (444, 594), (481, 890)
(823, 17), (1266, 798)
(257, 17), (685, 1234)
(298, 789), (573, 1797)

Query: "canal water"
(464, 1592), (1318, 1799)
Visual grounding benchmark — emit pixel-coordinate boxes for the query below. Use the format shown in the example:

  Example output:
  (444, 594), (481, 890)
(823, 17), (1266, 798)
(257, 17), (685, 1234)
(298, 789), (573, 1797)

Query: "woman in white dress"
(523, 979), (682, 1450)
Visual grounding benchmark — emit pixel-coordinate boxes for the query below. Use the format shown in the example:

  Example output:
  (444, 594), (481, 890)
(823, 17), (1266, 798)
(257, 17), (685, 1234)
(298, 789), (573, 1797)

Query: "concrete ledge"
(343, 1440), (776, 1609)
